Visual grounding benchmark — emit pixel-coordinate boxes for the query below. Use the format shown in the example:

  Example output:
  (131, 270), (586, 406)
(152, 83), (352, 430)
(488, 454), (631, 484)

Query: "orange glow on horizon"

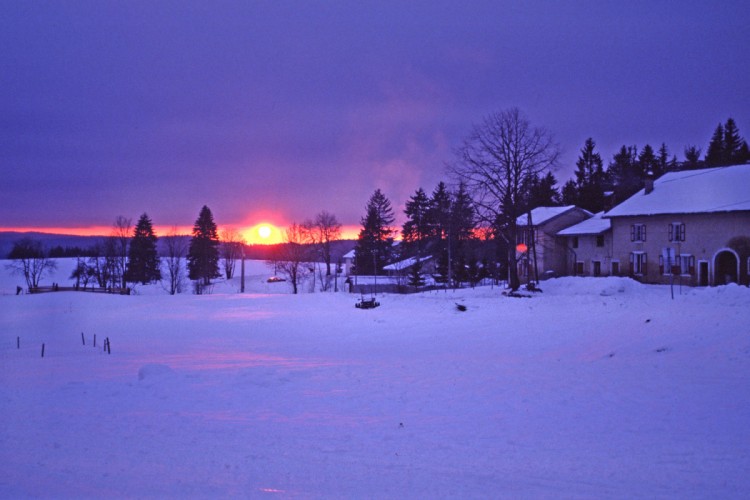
(241, 223), (283, 245)
(1, 223), (363, 242)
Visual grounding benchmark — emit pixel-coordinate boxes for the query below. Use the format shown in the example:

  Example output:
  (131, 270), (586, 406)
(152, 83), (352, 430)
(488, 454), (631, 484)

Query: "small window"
(679, 254), (695, 275)
(630, 224), (646, 242)
(630, 252), (647, 275)
(668, 222), (686, 242)
(593, 261), (602, 277)
(575, 261), (584, 275)
(596, 235), (605, 247)
(611, 261), (620, 276)
(572, 236), (579, 249)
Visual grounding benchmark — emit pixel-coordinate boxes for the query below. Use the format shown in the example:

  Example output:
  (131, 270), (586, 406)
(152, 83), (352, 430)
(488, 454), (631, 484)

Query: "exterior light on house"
(516, 243), (528, 253)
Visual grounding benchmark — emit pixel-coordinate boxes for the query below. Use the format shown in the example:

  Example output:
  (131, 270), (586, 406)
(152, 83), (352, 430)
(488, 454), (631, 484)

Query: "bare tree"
(111, 216), (132, 288)
(6, 238), (57, 289)
(273, 223), (312, 294)
(451, 108), (559, 291)
(312, 211), (342, 285)
(163, 227), (188, 295)
(220, 228), (244, 280)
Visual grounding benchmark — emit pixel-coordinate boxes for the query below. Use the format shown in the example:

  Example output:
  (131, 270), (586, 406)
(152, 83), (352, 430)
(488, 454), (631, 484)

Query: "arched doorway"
(714, 249), (739, 285)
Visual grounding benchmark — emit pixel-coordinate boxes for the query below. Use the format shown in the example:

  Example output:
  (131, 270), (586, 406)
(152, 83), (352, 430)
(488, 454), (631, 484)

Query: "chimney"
(644, 170), (654, 194)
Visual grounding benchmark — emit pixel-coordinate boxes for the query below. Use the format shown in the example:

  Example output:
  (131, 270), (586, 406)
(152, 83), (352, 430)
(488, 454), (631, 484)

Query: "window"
(630, 252), (647, 275)
(572, 236), (579, 249)
(611, 261), (620, 276)
(575, 261), (584, 275)
(593, 261), (602, 277)
(668, 222), (686, 242)
(596, 235), (605, 247)
(630, 224), (646, 242)
(679, 254), (695, 275)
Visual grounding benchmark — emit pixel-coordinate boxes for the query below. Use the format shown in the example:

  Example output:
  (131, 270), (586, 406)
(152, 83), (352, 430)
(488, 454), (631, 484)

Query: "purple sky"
(2, 1), (748, 233)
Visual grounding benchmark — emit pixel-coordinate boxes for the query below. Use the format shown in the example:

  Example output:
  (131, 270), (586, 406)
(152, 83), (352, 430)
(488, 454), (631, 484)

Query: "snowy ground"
(1, 260), (749, 498)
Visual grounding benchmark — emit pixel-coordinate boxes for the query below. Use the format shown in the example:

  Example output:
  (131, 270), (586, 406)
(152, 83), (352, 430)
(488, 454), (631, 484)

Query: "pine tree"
(722, 118), (749, 165)
(402, 188), (432, 256)
(526, 171), (560, 209)
(125, 213), (161, 284)
(561, 179), (578, 206)
(187, 205), (220, 287)
(683, 145), (702, 170)
(573, 138), (607, 212)
(638, 144), (658, 176)
(705, 123), (725, 166)
(609, 145), (641, 200)
(407, 261), (426, 291)
(355, 189), (395, 275)
(429, 182), (452, 243)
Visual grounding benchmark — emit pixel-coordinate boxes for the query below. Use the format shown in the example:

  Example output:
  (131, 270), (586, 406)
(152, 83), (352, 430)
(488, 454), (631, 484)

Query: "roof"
(343, 249), (356, 259)
(383, 255), (432, 271)
(605, 164), (750, 217)
(557, 212), (611, 236)
(516, 206), (582, 226)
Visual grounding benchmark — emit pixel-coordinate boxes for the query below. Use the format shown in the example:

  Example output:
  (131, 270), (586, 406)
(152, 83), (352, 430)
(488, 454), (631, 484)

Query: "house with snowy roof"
(603, 163), (750, 286)
(557, 212), (613, 277)
(516, 205), (592, 280)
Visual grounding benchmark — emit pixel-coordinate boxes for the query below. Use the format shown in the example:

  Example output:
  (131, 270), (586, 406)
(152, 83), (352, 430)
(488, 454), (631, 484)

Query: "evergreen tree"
(429, 182), (452, 243)
(125, 213), (161, 284)
(573, 138), (606, 212)
(723, 118), (750, 165)
(402, 188), (432, 256)
(683, 145), (702, 170)
(609, 145), (641, 200)
(187, 205), (221, 287)
(705, 123), (725, 166)
(407, 261), (426, 291)
(526, 171), (560, 209)
(638, 144), (658, 176)
(355, 189), (395, 275)
(561, 179), (578, 206)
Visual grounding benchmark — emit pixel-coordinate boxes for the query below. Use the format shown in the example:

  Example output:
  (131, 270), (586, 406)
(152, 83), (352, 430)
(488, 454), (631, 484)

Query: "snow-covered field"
(1, 259), (749, 498)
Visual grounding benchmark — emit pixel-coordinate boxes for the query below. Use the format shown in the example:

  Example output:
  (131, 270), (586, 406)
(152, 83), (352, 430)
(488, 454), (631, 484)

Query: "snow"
(557, 212), (611, 235)
(2, 259), (750, 497)
(605, 164), (750, 217)
(516, 206), (585, 226)
(383, 255), (432, 271)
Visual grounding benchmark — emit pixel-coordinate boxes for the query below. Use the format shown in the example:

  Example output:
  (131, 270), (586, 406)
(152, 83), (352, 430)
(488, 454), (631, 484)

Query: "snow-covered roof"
(605, 164), (750, 217)
(516, 206), (580, 226)
(557, 212), (611, 236)
(383, 255), (432, 271)
(343, 249), (356, 259)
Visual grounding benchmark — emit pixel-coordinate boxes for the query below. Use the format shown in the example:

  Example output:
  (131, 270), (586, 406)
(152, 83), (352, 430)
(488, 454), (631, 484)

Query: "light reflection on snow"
(138, 351), (338, 372)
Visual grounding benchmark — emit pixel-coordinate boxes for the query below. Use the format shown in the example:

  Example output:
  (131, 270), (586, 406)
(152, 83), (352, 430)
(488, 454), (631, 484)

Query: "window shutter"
(668, 224), (673, 241)
(643, 225), (647, 242)
(689, 256), (695, 275)
(680, 223), (686, 241)
(659, 255), (664, 274)
(630, 225), (635, 241)
(642, 254), (648, 275)
(629, 253), (634, 275)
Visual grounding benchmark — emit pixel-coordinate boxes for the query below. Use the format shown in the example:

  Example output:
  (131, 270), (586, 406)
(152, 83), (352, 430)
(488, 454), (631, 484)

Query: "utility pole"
(240, 244), (246, 293)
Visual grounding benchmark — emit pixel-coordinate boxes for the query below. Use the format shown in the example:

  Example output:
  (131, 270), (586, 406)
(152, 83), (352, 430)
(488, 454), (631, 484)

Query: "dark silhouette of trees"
(402, 187), (432, 257)
(706, 118), (750, 166)
(451, 108), (559, 291)
(355, 189), (395, 275)
(6, 238), (57, 289)
(187, 205), (220, 290)
(125, 213), (161, 284)
(311, 210), (342, 278)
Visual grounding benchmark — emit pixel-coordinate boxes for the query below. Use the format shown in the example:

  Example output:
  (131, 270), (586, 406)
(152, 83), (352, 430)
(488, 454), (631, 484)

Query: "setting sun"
(242, 223), (283, 245)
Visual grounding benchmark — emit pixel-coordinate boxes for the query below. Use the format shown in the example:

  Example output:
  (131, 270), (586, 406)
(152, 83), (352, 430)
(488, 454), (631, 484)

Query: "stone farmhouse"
(602, 164), (750, 286)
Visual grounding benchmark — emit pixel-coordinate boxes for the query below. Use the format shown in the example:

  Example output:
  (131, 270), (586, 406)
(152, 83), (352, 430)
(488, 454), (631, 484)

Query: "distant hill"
(1, 231), (357, 261)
